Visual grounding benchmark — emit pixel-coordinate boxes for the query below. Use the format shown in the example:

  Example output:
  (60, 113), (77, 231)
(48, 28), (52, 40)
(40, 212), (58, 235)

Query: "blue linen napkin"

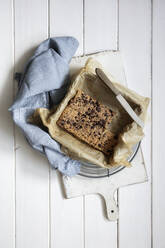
(9, 36), (82, 176)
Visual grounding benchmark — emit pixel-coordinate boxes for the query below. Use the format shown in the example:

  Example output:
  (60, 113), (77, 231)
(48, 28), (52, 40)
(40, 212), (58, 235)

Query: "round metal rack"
(79, 142), (140, 178)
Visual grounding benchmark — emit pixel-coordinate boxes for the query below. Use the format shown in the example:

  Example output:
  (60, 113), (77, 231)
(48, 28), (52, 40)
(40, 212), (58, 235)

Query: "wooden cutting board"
(62, 51), (148, 221)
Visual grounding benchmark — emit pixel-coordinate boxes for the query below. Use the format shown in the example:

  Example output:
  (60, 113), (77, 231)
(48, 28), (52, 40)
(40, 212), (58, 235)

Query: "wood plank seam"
(83, 0), (85, 57)
(151, 0), (153, 247)
(12, 0), (16, 247)
(47, 0), (51, 247)
(117, 1), (120, 248)
(83, 1), (86, 247)
(116, 0), (119, 51)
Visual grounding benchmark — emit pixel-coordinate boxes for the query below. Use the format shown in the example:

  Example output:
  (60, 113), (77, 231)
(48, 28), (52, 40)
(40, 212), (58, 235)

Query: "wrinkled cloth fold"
(9, 36), (81, 176)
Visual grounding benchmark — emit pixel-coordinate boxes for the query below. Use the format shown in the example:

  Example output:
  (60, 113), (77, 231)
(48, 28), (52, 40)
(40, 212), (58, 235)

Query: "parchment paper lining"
(34, 58), (149, 168)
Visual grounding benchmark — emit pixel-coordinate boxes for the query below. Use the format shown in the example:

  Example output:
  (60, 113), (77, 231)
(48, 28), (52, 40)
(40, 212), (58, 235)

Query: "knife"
(95, 68), (144, 128)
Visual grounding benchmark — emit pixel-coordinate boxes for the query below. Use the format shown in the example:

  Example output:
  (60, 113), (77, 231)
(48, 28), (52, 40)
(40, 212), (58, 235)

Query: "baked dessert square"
(57, 90), (117, 155)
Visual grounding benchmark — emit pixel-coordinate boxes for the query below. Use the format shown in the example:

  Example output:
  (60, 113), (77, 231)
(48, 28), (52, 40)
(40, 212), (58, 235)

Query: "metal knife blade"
(95, 68), (144, 128)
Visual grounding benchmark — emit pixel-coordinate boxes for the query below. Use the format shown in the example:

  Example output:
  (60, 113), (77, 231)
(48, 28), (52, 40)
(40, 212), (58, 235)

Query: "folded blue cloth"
(9, 37), (82, 176)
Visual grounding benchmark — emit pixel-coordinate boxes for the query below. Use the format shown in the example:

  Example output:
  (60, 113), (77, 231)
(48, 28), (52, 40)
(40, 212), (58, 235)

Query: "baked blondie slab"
(57, 90), (117, 155)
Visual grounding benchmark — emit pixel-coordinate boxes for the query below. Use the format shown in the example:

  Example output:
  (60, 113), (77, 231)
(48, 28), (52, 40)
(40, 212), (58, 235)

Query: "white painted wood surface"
(0, 1), (14, 248)
(0, 0), (163, 247)
(153, 1), (165, 247)
(14, 1), (49, 248)
(50, 1), (84, 247)
(84, 2), (118, 247)
(118, 1), (152, 248)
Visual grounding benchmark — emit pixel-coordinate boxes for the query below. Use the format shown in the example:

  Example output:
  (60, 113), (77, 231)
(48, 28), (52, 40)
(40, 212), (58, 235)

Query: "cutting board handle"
(63, 176), (119, 221)
(99, 191), (118, 221)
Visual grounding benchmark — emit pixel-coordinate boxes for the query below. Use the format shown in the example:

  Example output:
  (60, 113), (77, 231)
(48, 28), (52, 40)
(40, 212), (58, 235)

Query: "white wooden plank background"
(0, 1), (14, 248)
(118, 1), (152, 248)
(50, 1), (84, 247)
(0, 0), (164, 248)
(14, 1), (49, 248)
(153, 1), (165, 247)
(84, 1), (117, 248)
